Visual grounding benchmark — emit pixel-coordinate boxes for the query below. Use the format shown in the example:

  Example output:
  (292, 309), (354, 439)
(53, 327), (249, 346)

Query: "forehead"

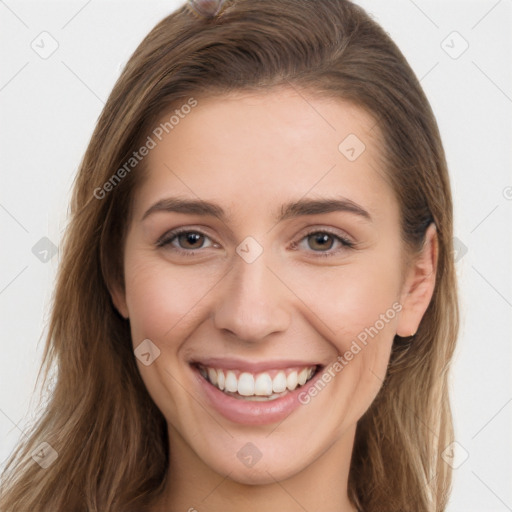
(132, 87), (396, 227)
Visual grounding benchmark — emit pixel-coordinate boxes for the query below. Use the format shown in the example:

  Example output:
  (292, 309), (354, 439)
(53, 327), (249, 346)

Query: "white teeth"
(217, 369), (225, 390)
(286, 370), (298, 391)
(238, 372), (255, 396)
(254, 373), (273, 395)
(198, 365), (317, 398)
(225, 371), (238, 393)
(272, 371), (287, 393)
(207, 368), (218, 386)
(298, 368), (308, 386)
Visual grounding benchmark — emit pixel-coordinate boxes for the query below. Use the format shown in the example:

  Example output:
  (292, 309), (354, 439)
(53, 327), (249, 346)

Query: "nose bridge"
(213, 251), (291, 342)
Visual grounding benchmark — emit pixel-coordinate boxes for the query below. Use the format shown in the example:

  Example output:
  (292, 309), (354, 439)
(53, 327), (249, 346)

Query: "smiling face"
(111, 87), (436, 493)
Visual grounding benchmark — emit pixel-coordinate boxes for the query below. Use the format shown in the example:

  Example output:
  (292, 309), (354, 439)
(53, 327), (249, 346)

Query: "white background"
(1, 1), (511, 510)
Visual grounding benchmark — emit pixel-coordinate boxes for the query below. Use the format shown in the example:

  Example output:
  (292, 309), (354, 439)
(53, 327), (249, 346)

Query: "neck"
(150, 424), (358, 512)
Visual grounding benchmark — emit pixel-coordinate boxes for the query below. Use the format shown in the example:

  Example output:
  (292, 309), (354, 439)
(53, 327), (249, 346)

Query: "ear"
(396, 223), (438, 337)
(109, 283), (129, 319)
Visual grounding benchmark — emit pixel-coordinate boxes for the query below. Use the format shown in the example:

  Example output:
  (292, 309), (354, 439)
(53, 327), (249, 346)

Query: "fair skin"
(111, 87), (437, 512)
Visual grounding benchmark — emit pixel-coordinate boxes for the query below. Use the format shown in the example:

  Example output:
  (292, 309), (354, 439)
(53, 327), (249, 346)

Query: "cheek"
(321, 265), (399, 386)
(278, 255), (400, 417)
(123, 255), (224, 342)
(331, 333), (393, 427)
(281, 256), (402, 340)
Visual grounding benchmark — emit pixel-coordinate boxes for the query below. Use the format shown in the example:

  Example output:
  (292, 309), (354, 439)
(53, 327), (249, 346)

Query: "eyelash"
(291, 228), (355, 257)
(156, 227), (355, 258)
(156, 228), (217, 257)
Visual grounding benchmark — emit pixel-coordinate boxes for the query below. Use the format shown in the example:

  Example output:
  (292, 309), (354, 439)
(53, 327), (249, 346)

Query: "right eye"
(157, 229), (218, 255)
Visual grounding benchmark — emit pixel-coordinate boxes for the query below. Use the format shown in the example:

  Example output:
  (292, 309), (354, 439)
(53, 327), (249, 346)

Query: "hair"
(0, 1), (459, 511)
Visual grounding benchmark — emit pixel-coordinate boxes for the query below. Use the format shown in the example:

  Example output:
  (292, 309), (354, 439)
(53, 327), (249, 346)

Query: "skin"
(111, 87), (438, 512)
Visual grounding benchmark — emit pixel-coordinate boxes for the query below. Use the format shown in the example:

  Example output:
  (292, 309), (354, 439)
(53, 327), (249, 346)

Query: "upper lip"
(190, 358), (322, 373)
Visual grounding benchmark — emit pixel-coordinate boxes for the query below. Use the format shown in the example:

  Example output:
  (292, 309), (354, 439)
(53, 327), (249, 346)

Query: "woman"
(0, 0), (459, 510)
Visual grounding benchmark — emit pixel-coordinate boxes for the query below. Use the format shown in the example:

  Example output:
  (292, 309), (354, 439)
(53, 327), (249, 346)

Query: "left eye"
(297, 231), (353, 253)
(306, 232), (336, 251)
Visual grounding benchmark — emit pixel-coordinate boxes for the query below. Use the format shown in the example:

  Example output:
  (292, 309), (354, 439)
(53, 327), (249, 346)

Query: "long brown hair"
(0, 1), (458, 510)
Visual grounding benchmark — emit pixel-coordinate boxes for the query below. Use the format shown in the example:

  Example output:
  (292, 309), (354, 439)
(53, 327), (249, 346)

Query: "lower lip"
(192, 365), (323, 425)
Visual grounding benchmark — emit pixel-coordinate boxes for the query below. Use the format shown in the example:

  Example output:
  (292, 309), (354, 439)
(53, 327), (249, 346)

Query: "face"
(112, 87), (435, 485)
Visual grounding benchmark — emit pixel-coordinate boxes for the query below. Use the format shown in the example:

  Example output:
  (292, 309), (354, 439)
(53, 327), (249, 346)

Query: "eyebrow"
(141, 196), (372, 223)
(279, 197), (371, 222)
(142, 197), (224, 221)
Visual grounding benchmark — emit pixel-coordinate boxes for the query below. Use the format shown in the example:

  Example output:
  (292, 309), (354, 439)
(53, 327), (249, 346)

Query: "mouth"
(189, 358), (326, 425)
(192, 362), (321, 401)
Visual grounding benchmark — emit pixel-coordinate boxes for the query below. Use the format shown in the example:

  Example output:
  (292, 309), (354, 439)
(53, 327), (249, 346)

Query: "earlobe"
(396, 223), (438, 338)
(109, 284), (129, 319)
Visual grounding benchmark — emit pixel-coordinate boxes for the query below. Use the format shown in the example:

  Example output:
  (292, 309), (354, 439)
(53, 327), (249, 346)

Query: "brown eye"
(293, 230), (354, 257)
(307, 232), (335, 251)
(176, 232), (206, 249)
(157, 230), (215, 252)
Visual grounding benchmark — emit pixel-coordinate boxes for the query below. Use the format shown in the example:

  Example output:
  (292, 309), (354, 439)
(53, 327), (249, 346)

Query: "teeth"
(298, 368), (308, 386)
(207, 368), (218, 386)
(238, 372), (255, 396)
(217, 369), (225, 390)
(272, 371), (287, 393)
(198, 364), (317, 399)
(286, 370), (298, 390)
(254, 373), (273, 395)
(225, 371), (238, 393)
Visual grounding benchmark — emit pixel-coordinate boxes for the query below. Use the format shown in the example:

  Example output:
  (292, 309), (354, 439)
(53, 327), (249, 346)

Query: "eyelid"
(285, 227), (355, 260)
(293, 226), (355, 246)
(156, 226), (219, 250)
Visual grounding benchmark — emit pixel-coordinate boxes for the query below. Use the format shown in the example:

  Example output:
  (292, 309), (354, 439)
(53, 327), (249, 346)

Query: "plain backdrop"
(1, 1), (511, 510)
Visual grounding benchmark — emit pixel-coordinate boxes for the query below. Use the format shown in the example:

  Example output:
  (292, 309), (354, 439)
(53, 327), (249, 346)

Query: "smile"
(195, 364), (319, 401)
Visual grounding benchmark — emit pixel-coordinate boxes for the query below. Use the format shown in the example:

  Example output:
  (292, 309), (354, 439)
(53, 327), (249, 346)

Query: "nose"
(213, 253), (292, 343)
